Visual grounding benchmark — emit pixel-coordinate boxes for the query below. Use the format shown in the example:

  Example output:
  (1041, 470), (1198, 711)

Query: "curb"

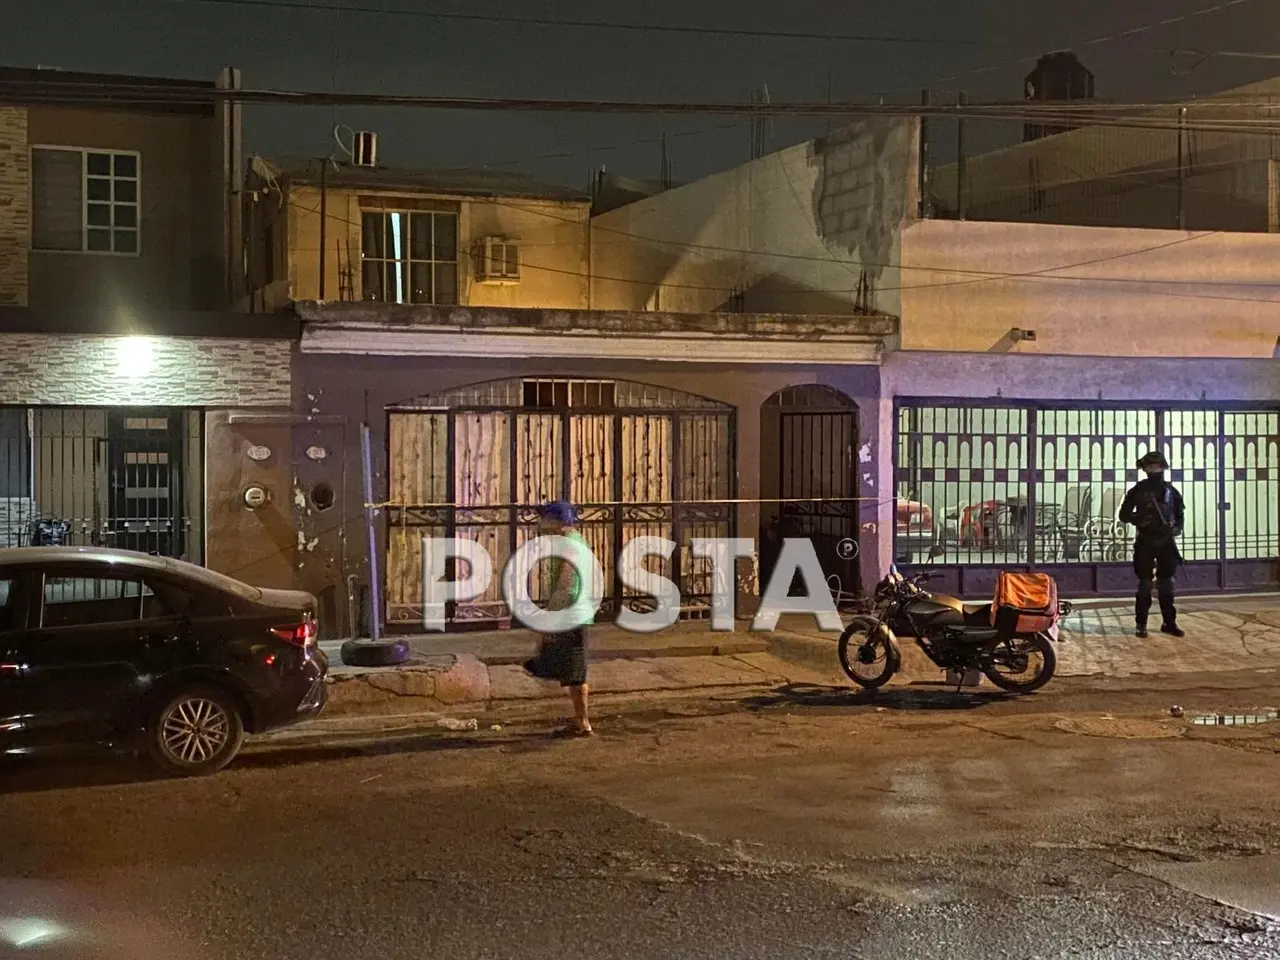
(322, 647), (784, 719)
(325, 654), (490, 717)
(474, 638), (767, 666)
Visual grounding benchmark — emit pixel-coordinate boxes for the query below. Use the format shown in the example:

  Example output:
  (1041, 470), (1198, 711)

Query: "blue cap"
(538, 500), (577, 525)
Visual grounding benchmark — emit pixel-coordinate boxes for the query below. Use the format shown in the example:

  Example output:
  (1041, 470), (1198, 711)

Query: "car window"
(42, 575), (170, 629)
(0, 578), (14, 631)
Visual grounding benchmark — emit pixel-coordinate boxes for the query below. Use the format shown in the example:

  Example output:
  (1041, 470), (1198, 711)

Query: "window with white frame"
(31, 148), (140, 255)
(360, 209), (458, 305)
(478, 237), (520, 281)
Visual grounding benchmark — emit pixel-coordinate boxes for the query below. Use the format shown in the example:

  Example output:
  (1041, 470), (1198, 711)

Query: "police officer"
(1119, 451), (1185, 639)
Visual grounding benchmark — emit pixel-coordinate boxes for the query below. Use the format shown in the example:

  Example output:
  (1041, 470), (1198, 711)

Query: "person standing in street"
(1119, 451), (1185, 639)
(522, 500), (596, 736)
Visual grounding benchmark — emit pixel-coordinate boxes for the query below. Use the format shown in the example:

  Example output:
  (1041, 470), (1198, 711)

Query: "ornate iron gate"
(386, 378), (735, 629)
(895, 400), (1279, 597)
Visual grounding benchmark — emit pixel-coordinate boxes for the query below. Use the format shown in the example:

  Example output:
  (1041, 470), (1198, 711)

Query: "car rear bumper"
(296, 675), (327, 719)
(255, 650), (327, 733)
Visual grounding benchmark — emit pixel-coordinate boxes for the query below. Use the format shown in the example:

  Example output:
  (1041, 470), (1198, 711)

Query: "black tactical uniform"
(1118, 451), (1185, 638)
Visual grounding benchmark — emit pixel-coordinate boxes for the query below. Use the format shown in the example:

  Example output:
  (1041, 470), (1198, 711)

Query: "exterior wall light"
(114, 336), (157, 378)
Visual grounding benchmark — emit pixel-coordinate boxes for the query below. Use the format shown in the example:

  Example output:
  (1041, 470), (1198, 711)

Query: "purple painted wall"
(291, 351), (884, 636)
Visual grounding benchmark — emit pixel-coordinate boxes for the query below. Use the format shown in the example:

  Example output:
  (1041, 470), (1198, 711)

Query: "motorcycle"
(837, 548), (1073, 693)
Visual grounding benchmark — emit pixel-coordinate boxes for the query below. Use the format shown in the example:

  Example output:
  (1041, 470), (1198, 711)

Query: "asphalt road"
(2, 672), (1279, 960)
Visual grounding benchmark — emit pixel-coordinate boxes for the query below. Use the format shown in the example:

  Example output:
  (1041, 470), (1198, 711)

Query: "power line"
(480, 121), (747, 171)
(5, 80), (1280, 137)
(284, 195), (1280, 305)
(1175, 48), (1280, 61)
(874, 0), (1265, 96)
(159, 0), (1023, 49)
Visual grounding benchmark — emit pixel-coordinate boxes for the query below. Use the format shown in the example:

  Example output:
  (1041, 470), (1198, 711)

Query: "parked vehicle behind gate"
(839, 547), (1071, 693)
(0, 546), (327, 776)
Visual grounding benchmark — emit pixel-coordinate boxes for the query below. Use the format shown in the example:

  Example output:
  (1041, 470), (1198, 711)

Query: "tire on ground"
(340, 638), (413, 667)
(982, 634), (1057, 693)
(837, 616), (900, 689)
(146, 684), (247, 777)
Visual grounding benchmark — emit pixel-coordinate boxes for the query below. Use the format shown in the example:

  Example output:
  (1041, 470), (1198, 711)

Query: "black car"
(0, 546), (328, 776)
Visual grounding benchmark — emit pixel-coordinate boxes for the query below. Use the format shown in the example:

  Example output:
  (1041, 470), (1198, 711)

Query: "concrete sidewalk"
(317, 597), (1280, 720)
(1057, 603), (1280, 678)
(318, 620), (791, 719)
(324, 619), (769, 669)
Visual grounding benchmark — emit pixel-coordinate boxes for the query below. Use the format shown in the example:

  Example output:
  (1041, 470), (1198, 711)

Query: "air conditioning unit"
(353, 131), (377, 168)
(477, 237), (520, 283)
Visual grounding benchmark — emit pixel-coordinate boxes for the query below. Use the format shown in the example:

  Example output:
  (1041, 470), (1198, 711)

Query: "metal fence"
(0, 407), (202, 562)
(925, 101), (1280, 233)
(895, 401), (1279, 596)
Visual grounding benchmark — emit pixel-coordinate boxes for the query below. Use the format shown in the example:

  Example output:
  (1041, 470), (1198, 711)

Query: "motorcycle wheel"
(982, 634), (1057, 693)
(838, 616), (901, 689)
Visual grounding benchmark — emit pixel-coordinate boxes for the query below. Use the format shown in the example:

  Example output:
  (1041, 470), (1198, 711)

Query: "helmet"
(1137, 451), (1168, 470)
(537, 500), (577, 525)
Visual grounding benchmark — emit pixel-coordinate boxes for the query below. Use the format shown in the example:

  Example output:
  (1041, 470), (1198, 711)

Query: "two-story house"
(244, 157), (593, 311)
(245, 146), (896, 636)
(0, 66), (298, 591)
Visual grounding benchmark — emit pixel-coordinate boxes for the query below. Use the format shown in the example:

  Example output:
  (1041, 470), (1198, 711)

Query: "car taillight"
(270, 620), (317, 647)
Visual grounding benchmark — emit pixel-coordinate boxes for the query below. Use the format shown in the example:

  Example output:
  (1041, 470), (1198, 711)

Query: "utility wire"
(874, 0), (1264, 96)
(284, 195), (1280, 304)
(5, 81), (1280, 137)
(159, 0), (1021, 49)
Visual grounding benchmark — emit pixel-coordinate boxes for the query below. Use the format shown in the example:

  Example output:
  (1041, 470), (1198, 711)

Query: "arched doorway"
(384, 377), (735, 629)
(760, 385), (859, 597)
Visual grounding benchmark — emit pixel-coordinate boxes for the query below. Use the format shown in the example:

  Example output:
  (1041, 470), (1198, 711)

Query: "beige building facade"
(0, 66), (242, 313)
(245, 161), (592, 312)
(579, 104), (1280, 600)
(0, 67), (304, 591)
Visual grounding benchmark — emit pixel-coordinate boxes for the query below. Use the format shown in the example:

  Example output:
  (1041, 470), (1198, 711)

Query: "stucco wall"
(204, 410), (299, 594)
(590, 118), (919, 318)
(0, 107), (29, 306)
(929, 78), (1280, 231)
(899, 219), (1280, 358)
(25, 105), (228, 311)
(0, 333), (292, 406)
(280, 185), (591, 309)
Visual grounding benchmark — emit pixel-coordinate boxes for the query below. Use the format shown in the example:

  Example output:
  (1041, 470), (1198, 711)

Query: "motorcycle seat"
(962, 603), (994, 627)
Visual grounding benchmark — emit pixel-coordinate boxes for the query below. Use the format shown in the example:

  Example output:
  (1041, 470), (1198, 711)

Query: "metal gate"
(895, 400), (1280, 597)
(764, 386), (859, 596)
(0, 406), (201, 560)
(385, 378), (735, 629)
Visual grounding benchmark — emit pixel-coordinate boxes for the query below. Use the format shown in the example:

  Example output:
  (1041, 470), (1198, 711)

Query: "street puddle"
(1190, 710), (1279, 727)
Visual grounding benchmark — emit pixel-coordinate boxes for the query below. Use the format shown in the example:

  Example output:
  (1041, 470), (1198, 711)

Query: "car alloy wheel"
(160, 696), (232, 767)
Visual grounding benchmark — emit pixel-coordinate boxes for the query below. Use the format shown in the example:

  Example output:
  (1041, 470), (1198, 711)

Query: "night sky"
(3, 0), (1277, 189)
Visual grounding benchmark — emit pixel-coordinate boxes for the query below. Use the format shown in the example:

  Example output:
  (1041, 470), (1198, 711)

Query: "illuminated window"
(360, 210), (458, 305)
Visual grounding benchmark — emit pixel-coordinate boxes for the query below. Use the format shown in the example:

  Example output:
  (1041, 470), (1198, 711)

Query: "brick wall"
(0, 107), (29, 306)
(0, 333), (292, 406)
